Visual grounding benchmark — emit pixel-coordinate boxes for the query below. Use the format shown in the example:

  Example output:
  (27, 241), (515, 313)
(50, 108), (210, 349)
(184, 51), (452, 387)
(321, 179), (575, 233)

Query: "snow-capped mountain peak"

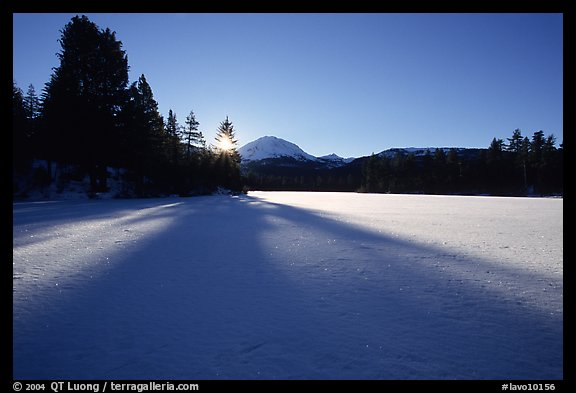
(318, 153), (356, 164)
(238, 136), (318, 162)
(319, 153), (342, 160)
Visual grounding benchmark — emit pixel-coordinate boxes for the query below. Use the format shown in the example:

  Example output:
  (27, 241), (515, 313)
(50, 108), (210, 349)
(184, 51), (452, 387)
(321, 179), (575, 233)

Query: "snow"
(237, 136), (472, 165)
(13, 192), (563, 379)
(378, 147), (466, 158)
(15, 161), (132, 201)
(318, 153), (356, 164)
(238, 136), (318, 162)
(238, 136), (354, 168)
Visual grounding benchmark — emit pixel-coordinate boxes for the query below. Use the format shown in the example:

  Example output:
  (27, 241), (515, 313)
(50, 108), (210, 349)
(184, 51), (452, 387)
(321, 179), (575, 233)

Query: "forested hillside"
(13, 15), (242, 199)
(13, 15), (562, 199)
(242, 131), (562, 196)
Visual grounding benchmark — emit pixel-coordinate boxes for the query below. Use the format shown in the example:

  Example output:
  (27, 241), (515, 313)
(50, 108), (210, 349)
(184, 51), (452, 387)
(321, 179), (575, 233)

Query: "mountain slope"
(238, 136), (317, 162)
(238, 137), (476, 164)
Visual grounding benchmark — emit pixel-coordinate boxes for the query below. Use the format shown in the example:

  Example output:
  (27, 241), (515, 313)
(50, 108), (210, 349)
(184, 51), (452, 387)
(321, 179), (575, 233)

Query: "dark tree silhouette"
(213, 117), (242, 191)
(118, 74), (167, 193)
(12, 15), (563, 199)
(183, 110), (204, 156)
(165, 109), (183, 165)
(40, 15), (129, 191)
(13, 81), (30, 172)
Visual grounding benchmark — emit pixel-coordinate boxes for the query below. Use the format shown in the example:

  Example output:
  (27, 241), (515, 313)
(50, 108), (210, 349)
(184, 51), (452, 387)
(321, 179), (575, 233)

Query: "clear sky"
(13, 13), (563, 158)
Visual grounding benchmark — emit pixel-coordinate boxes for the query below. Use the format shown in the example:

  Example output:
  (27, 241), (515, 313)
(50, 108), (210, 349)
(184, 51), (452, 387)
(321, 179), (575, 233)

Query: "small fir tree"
(213, 116), (242, 191)
(183, 110), (204, 155)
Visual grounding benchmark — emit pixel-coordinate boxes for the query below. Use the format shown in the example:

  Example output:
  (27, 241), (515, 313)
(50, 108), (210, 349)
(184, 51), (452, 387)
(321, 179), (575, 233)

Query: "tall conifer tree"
(40, 15), (129, 190)
(183, 110), (204, 155)
(213, 116), (242, 191)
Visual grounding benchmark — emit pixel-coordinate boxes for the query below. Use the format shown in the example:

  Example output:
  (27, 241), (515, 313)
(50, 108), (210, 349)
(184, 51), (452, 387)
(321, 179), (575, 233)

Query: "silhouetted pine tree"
(518, 136), (531, 193)
(485, 138), (506, 192)
(183, 110), (204, 156)
(39, 15), (129, 191)
(23, 84), (40, 123)
(361, 153), (379, 192)
(533, 132), (560, 194)
(213, 116), (242, 191)
(507, 129), (523, 154)
(119, 74), (166, 194)
(165, 109), (179, 138)
(22, 84), (41, 160)
(165, 109), (182, 165)
(13, 81), (30, 172)
(506, 129), (527, 192)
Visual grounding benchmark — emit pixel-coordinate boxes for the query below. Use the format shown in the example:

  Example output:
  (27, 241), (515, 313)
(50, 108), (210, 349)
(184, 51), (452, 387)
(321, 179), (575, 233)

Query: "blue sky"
(13, 13), (563, 158)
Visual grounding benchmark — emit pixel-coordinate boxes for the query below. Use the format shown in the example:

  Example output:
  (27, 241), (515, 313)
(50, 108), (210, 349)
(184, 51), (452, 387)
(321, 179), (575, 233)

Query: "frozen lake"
(13, 192), (563, 379)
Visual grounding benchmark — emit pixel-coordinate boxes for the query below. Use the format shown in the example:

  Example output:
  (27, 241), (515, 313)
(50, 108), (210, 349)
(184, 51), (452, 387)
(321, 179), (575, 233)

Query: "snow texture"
(317, 153), (356, 165)
(238, 135), (466, 164)
(13, 192), (563, 379)
(238, 136), (318, 162)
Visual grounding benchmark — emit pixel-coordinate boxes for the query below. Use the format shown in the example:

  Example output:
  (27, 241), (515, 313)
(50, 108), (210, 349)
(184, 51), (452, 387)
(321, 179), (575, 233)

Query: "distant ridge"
(238, 136), (475, 163)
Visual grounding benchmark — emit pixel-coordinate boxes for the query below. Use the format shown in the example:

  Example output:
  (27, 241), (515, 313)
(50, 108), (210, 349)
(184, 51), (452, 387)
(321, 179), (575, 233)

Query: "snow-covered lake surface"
(13, 192), (563, 379)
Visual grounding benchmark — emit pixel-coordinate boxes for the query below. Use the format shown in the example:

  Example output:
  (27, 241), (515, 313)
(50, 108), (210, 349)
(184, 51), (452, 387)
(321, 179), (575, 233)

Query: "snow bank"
(13, 192), (562, 379)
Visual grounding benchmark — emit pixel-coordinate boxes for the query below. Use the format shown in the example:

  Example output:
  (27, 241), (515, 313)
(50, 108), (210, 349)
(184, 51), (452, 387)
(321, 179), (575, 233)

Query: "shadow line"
(13, 193), (563, 379)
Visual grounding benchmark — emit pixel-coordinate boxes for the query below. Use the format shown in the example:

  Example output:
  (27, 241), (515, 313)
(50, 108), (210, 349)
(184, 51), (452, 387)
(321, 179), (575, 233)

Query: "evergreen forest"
(13, 16), (563, 199)
(13, 15), (242, 199)
(357, 131), (563, 196)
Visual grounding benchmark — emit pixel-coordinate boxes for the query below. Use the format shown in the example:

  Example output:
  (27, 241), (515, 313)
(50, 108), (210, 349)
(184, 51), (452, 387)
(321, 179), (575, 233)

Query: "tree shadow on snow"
(12, 194), (563, 380)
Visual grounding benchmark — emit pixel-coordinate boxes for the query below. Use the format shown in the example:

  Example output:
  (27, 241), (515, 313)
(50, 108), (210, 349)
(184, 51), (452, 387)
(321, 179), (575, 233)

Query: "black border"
(6, 0), (572, 389)
(5, 0), (571, 13)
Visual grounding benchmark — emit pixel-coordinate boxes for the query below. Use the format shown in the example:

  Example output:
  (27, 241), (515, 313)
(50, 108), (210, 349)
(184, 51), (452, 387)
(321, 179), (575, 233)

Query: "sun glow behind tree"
(214, 116), (238, 155)
(217, 134), (235, 152)
(212, 116), (242, 190)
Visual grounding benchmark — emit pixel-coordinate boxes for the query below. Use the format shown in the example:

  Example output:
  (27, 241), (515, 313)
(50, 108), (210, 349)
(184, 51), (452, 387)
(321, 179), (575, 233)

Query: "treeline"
(243, 158), (362, 192)
(361, 129), (562, 196)
(242, 129), (562, 196)
(13, 15), (242, 199)
(245, 172), (360, 192)
(14, 16), (563, 199)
